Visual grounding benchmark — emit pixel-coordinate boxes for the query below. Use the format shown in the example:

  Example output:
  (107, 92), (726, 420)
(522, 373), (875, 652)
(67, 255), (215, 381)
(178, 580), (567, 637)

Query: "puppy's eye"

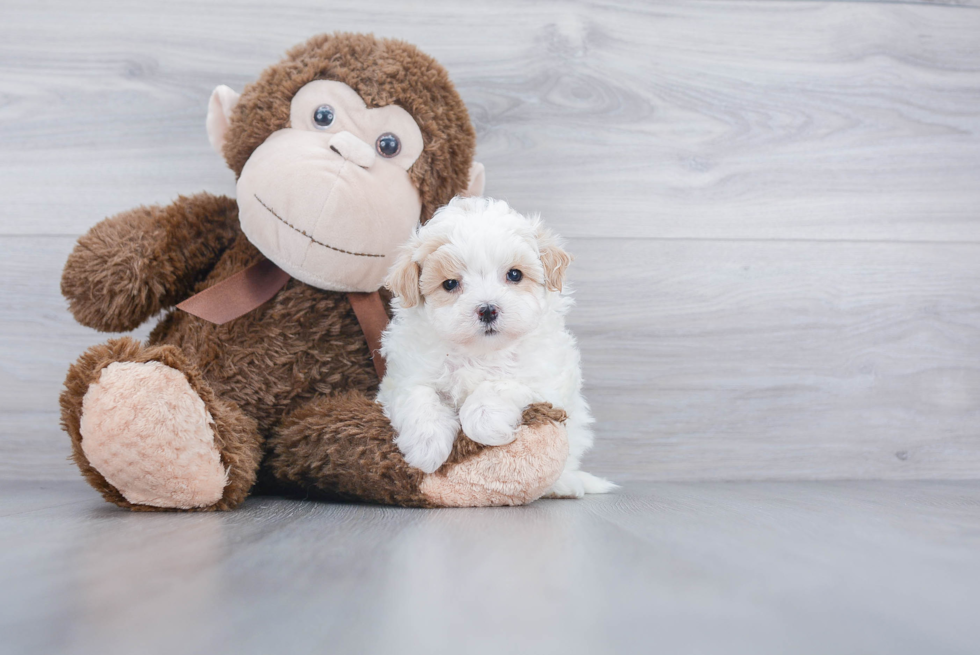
(442, 279), (459, 291)
(506, 269), (523, 283)
(377, 133), (401, 158)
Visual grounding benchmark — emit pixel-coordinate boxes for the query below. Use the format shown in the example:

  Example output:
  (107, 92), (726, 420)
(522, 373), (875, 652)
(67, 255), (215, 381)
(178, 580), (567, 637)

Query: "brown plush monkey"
(59, 33), (569, 511)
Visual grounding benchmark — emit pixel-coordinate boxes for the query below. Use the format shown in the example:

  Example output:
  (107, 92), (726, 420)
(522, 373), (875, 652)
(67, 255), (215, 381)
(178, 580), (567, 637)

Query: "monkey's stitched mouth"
(253, 194), (385, 258)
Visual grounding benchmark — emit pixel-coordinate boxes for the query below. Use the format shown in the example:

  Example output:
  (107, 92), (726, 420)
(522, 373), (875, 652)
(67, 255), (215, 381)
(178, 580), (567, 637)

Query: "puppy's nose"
(478, 304), (498, 324)
(327, 131), (376, 168)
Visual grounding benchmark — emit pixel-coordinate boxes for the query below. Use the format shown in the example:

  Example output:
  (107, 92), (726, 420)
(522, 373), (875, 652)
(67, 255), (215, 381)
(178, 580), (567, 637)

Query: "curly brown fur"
(150, 229), (380, 434)
(266, 396), (566, 508)
(223, 33), (476, 223)
(62, 194), (239, 332)
(60, 337), (263, 511)
(520, 404), (568, 428)
(266, 390), (432, 507)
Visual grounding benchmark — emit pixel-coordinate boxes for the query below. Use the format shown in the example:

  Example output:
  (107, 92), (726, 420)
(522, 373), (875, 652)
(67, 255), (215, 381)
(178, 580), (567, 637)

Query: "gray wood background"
(2, 0), (979, 482)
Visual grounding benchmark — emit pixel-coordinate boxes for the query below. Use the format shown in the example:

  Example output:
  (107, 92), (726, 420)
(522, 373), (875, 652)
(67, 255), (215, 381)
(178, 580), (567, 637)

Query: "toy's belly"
(154, 280), (377, 432)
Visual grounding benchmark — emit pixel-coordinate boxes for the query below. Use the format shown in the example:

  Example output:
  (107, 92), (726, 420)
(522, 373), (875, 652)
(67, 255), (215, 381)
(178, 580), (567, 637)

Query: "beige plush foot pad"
(419, 420), (569, 507)
(80, 361), (228, 509)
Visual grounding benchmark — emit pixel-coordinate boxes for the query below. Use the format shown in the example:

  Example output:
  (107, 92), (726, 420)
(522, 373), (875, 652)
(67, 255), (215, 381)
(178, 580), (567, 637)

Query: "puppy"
(378, 197), (615, 498)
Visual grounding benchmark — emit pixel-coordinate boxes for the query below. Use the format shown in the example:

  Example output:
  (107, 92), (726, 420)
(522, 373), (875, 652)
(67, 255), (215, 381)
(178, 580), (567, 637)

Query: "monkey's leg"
(264, 391), (568, 508)
(60, 337), (263, 511)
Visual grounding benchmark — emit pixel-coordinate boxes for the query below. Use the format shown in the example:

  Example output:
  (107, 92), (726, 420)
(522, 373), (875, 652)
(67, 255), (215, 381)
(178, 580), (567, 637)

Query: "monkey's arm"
(62, 193), (241, 332)
(263, 392), (568, 508)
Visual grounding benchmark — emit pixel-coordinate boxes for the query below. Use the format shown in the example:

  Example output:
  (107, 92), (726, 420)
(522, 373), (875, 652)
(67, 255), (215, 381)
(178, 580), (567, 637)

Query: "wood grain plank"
(568, 237), (980, 480)
(4, 235), (978, 481)
(0, 0), (978, 240)
(0, 237), (152, 416)
(0, 413), (74, 483)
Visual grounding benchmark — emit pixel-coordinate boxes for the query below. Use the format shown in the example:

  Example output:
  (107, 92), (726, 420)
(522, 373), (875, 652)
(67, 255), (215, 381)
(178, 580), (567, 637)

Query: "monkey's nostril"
(327, 131), (376, 168)
(478, 304), (498, 324)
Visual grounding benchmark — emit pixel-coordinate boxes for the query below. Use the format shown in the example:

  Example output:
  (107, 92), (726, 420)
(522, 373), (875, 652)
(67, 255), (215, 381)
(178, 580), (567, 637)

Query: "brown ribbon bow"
(177, 258), (388, 379)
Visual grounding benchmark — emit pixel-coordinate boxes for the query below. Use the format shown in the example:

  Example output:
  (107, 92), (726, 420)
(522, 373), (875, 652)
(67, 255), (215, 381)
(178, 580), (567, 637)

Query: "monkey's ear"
(464, 162), (486, 197)
(385, 241), (422, 307)
(206, 85), (241, 157)
(536, 225), (572, 293)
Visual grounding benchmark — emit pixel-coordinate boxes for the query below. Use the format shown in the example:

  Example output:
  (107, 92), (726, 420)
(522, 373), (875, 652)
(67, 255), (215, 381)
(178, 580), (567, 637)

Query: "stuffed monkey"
(59, 33), (569, 511)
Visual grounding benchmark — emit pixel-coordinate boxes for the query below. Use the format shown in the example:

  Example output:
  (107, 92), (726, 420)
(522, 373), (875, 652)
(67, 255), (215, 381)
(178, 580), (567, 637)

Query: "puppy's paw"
(544, 470), (617, 499)
(459, 395), (522, 446)
(394, 414), (459, 474)
(544, 469), (585, 499)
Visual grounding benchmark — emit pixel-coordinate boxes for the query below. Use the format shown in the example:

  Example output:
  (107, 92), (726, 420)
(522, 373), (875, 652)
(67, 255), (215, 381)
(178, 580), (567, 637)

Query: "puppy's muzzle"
(478, 303), (498, 325)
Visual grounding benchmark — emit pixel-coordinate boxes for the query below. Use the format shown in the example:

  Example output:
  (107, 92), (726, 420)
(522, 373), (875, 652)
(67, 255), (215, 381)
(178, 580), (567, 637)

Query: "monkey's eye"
(376, 133), (401, 158)
(313, 105), (335, 128)
(442, 279), (459, 291)
(507, 269), (523, 283)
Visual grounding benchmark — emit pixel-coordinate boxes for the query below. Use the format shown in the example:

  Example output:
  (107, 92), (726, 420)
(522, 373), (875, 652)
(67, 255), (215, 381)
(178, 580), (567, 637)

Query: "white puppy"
(377, 197), (614, 498)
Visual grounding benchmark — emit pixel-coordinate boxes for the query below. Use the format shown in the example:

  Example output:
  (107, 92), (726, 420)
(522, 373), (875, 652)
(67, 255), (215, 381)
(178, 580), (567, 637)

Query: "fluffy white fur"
(378, 197), (615, 498)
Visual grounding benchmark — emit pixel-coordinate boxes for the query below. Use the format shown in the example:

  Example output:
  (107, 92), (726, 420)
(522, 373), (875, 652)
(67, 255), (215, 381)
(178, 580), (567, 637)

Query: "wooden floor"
(1, 480), (979, 655)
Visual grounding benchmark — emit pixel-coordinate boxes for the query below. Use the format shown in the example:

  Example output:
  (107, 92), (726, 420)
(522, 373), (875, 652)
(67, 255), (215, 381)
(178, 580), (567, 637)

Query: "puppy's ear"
(385, 240), (422, 307)
(536, 225), (572, 292)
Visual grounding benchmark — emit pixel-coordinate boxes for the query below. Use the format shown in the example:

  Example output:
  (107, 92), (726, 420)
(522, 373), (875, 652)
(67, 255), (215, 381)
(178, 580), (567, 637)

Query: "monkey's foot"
(419, 406), (569, 507)
(79, 361), (228, 509)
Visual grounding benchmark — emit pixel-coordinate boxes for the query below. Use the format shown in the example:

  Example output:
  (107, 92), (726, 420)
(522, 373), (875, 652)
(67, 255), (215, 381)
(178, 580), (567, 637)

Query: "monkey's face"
(234, 81), (425, 292)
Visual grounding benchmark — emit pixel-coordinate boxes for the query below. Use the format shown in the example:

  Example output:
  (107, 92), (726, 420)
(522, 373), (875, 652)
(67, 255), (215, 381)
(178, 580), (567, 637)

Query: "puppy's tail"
(580, 471), (619, 494)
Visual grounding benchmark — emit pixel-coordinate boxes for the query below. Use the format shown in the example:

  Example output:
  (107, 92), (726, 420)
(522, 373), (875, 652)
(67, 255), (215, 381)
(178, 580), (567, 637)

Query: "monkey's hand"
(62, 193), (240, 332)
